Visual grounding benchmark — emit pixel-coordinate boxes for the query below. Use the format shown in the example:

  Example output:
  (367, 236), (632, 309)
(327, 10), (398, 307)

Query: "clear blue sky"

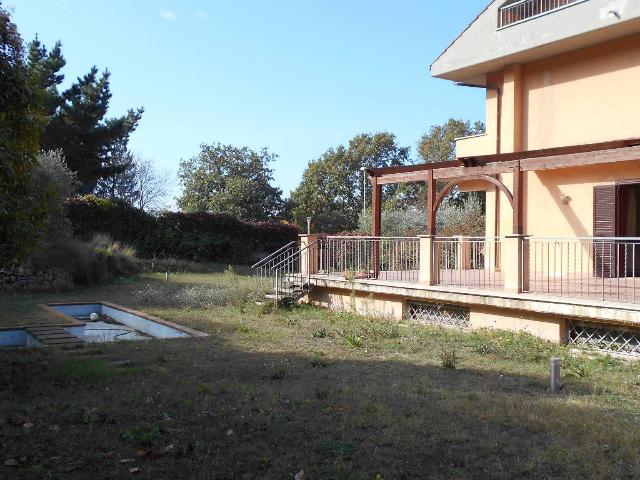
(12, 0), (486, 203)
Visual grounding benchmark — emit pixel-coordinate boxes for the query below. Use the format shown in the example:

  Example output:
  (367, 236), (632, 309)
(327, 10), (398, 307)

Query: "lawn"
(2, 269), (640, 479)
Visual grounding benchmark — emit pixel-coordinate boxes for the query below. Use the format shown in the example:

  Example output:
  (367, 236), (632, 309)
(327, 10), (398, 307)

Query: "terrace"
(256, 139), (640, 330)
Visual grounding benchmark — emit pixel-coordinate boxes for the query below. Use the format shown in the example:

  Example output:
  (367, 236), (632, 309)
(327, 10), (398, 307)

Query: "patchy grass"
(51, 357), (142, 381)
(1, 271), (640, 478)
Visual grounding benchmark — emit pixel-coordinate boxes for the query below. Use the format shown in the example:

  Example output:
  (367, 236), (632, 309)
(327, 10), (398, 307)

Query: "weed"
(198, 383), (213, 395)
(465, 393), (480, 402)
(345, 333), (364, 349)
(363, 400), (380, 415)
(440, 346), (459, 369)
(81, 407), (100, 424)
(467, 329), (562, 363)
(258, 301), (278, 315)
(270, 369), (286, 381)
(280, 314), (299, 327)
(120, 423), (163, 446)
(236, 325), (258, 335)
(311, 352), (329, 368)
(322, 438), (356, 457)
(565, 358), (597, 379)
(312, 328), (331, 339)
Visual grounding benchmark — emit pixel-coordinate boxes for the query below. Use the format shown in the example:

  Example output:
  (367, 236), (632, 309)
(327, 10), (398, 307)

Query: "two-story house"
(256, 0), (640, 357)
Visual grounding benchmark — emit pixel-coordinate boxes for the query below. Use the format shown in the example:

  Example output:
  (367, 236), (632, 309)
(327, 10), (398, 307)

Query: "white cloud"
(159, 9), (177, 21)
(195, 11), (209, 20)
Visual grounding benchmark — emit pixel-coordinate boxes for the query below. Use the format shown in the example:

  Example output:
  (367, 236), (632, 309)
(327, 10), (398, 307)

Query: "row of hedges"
(64, 196), (300, 264)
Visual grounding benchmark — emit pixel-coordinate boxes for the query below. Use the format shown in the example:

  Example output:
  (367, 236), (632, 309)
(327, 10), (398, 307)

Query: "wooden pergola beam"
(375, 161), (516, 184)
(372, 145), (640, 185)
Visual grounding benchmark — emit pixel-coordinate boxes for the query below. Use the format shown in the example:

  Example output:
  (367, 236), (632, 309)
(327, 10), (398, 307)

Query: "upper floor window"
(498, 0), (586, 29)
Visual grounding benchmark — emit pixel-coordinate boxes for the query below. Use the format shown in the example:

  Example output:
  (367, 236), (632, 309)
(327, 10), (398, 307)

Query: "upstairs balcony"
(498, 0), (587, 29)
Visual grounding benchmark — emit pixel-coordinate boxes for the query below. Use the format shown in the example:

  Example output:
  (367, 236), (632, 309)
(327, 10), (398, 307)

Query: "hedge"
(64, 195), (300, 264)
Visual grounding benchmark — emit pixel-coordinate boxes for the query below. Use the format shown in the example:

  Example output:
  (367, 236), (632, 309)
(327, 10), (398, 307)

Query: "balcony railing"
(523, 237), (640, 303)
(434, 237), (504, 290)
(304, 234), (640, 304)
(498, 0), (585, 29)
(318, 236), (420, 284)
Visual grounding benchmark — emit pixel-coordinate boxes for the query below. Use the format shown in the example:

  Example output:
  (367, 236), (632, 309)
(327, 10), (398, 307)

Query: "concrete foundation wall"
(308, 288), (405, 321)
(308, 286), (567, 343)
(470, 305), (566, 342)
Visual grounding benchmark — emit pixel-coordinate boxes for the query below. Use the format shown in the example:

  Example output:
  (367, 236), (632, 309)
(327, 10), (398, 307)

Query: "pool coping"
(37, 301), (208, 338)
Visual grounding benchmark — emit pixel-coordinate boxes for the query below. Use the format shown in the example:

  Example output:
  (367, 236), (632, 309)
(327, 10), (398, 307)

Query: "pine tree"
(27, 36), (65, 119)
(94, 142), (139, 203)
(27, 39), (143, 193)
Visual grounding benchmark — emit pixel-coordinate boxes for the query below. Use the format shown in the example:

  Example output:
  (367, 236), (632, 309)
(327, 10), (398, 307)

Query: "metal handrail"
(528, 236), (640, 241)
(271, 241), (317, 270)
(251, 241), (297, 269)
(325, 235), (418, 240)
(434, 236), (504, 240)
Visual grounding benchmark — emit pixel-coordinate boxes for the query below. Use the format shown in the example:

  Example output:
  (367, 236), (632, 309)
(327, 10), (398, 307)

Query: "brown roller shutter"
(593, 185), (617, 278)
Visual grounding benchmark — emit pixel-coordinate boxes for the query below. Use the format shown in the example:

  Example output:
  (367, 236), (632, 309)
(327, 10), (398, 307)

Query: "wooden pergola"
(366, 138), (640, 237)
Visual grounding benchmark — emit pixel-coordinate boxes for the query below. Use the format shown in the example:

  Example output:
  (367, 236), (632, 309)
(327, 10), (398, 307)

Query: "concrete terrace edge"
(311, 276), (640, 327)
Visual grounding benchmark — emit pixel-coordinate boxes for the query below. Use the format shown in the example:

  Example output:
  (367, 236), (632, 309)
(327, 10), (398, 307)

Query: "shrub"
(64, 195), (300, 264)
(26, 233), (139, 286)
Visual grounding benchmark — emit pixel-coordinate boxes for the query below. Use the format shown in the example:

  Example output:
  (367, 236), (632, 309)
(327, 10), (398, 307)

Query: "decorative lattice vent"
(407, 302), (469, 329)
(568, 321), (640, 357)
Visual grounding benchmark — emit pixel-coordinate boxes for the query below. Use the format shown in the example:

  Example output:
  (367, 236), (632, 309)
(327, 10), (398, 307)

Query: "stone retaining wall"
(0, 268), (71, 291)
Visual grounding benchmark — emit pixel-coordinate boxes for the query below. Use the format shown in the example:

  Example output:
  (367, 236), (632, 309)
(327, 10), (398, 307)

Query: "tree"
(0, 4), (48, 266)
(417, 118), (485, 164)
(27, 36), (65, 120)
(95, 143), (138, 204)
(27, 39), (143, 193)
(177, 143), (283, 221)
(290, 132), (411, 233)
(134, 157), (169, 211)
(416, 118), (486, 210)
(96, 149), (169, 212)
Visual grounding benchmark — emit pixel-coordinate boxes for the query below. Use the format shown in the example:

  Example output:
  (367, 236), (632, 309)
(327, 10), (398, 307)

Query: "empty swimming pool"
(44, 302), (205, 343)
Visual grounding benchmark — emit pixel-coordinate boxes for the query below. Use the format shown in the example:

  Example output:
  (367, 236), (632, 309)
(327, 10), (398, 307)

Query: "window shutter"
(593, 185), (617, 277)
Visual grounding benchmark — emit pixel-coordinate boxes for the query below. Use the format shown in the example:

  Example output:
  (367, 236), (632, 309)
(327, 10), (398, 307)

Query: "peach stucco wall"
(480, 161), (640, 238)
(525, 162), (640, 237)
(470, 306), (566, 343)
(522, 33), (640, 151)
(460, 32), (640, 158)
(454, 31), (640, 238)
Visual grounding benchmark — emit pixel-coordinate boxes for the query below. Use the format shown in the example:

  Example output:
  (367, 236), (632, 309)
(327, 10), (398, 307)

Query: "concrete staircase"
(25, 325), (84, 347)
